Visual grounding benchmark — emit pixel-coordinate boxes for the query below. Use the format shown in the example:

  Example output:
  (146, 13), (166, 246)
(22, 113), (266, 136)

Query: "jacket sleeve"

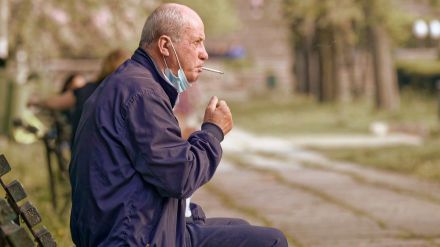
(122, 88), (222, 199)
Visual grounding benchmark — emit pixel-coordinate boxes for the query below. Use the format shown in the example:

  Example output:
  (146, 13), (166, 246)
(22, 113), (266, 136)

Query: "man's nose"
(199, 45), (208, 60)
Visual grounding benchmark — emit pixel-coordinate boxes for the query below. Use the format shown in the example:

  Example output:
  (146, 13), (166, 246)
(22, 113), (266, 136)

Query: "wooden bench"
(0, 154), (57, 247)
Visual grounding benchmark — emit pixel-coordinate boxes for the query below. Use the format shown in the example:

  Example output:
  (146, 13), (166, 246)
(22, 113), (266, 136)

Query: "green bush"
(396, 60), (440, 92)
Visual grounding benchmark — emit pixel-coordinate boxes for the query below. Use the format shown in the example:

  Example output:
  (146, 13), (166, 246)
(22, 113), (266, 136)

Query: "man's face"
(170, 19), (208, 83)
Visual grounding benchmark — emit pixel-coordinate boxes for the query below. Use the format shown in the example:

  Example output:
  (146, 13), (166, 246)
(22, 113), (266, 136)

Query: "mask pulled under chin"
(164, 68), (190, 93)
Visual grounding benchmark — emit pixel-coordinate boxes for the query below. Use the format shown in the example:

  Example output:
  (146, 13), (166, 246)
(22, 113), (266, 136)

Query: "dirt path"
(192, 129), (440, 247)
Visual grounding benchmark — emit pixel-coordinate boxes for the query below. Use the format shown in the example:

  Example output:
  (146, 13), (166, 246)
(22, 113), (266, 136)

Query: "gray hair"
(139, 5), (187, 46)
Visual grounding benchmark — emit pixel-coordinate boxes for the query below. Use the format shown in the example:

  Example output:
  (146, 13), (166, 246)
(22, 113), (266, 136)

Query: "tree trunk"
(317, 28), (335, 102)
(295, 47), (310, 94)
(368, 25), (400, 110)
(294, 30), (321, 99)
(333, 30), (351, 102)
(303, 42), (311, 94)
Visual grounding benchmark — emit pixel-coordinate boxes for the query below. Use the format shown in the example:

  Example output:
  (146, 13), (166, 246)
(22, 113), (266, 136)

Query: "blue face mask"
(163, 40), (190, 93)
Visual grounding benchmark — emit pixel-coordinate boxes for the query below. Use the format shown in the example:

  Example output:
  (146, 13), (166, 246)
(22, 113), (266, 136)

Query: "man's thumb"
(207, 96), (218, 111)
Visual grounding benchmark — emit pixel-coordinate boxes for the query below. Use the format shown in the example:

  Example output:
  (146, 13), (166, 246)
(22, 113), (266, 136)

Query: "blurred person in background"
(59, 73), (86, 123)
(250, 0), (265, 19)
(29, 49), (130, 145)
(60, 73), (87, 93)
(69, 3), (288, 247)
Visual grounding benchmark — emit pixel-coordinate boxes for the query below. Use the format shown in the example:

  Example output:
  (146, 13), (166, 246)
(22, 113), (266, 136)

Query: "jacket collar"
(132, 47), (178, 107)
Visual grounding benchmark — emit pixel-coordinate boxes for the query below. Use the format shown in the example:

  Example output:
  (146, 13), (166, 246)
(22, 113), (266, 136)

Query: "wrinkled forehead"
(180, 9), (205, 40)
(182, 21), (205, 41)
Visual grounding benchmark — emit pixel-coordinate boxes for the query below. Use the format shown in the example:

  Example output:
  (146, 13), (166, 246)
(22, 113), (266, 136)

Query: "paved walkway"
(192, 129), (440, 247)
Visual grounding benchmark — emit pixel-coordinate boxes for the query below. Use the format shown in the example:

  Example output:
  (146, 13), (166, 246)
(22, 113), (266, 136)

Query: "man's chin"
(188, 74), (199, 83)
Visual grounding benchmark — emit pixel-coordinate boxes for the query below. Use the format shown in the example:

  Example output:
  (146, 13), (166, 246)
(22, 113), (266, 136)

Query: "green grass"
(228, 90), (439, 136)
(315, 138), (440, 182)
(0, 140), (73, 246)
(228, 90), (440, 182)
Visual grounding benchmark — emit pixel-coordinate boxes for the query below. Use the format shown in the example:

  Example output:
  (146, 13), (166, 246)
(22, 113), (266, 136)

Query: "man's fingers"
(207, 96), (218, 111)
(203, 97), (233, 135)
(217, 100), (230, 112)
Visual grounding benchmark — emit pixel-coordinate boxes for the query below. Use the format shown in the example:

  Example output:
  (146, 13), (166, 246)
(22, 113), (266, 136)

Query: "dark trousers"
(185, 217), (288, 247)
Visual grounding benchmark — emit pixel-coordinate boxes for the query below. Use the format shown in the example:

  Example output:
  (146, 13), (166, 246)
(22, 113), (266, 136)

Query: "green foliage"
(397, 60), (440, 77)
(422, 0), (440, 9)
(396, 60), (440, 91)
(283, 0), (418, 47)
(283, 0), (362, 45)
(379, 6), (413, 46)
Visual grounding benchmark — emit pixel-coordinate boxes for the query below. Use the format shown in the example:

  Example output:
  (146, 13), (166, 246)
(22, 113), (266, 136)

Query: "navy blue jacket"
(69, 48), (223, 247)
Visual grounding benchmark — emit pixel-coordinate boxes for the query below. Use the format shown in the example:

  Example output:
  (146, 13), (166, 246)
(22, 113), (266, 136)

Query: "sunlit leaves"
(283, 0), (439, 47)
(8, 0), (159, 60)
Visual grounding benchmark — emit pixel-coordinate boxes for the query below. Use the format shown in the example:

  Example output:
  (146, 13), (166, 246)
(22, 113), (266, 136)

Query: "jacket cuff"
(201, 122), (224, 142)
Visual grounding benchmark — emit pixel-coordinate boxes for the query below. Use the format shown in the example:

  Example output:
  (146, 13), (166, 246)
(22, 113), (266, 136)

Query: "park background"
(1, 0), (440, 246)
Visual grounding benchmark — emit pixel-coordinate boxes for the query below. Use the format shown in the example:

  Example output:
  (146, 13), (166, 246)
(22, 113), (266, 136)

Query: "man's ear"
(158, 35), (171, 57)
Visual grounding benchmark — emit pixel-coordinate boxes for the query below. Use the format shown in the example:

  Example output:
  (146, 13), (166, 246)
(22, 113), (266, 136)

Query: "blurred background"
(1, 0), (440, 246)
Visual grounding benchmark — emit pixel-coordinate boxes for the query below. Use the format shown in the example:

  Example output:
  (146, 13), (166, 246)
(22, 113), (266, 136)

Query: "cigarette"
(202, 67), (224, 74)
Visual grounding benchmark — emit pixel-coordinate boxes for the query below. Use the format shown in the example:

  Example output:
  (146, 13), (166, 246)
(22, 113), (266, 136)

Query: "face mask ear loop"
(162, 55), (169, 69)
(168, 40), (183, 69)
(161, 38), (171, 70)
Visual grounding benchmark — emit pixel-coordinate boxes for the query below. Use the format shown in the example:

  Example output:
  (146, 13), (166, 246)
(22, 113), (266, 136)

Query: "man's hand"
(203, 96), (233, 135)
(27, 95), (41, 108)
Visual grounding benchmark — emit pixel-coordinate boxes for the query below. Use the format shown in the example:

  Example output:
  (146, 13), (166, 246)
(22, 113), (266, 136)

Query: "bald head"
(140, 3), (208, 83)
(139, 3), (203, 47)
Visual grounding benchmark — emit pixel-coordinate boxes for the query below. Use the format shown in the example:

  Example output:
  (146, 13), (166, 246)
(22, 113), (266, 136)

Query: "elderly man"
(69, 3), (288, 247)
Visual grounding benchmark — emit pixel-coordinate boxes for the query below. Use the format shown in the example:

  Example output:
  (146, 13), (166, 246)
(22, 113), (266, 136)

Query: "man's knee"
(266, 228), (288, 247)
(205, 217), (250, 226)
(230, 218), (249, 226)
